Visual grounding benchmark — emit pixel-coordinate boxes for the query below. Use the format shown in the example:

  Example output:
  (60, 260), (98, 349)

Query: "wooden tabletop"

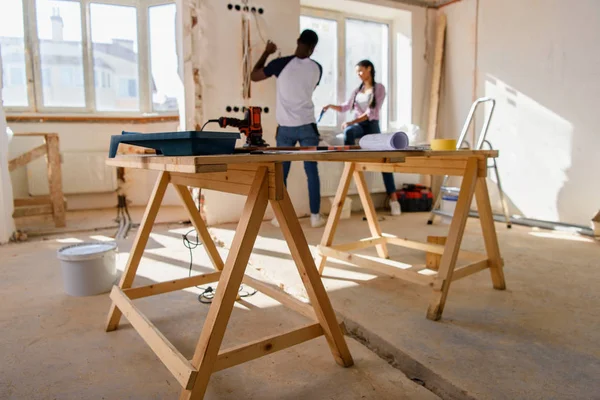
(106, 149), (499, 173)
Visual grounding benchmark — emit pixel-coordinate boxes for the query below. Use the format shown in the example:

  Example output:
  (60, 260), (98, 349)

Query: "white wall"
(194, 0), (300, 225)
(200, 0), (434, 225)
(438, 0), (600, 226)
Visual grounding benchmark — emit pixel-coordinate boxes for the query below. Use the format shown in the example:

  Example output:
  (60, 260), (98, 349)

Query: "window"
(300, 9), (391, 131)
(91, 3), (139, 112)
(1, 0), (178, 115)
(10, 67), (26, 86)
(119, 78), (137, 98)
(42, 68), (51, 86)
(149, 3), (179, 112)
(0, 0), (28, 107)
(36, 0), (85, 107)
(300, 15), (338, 127)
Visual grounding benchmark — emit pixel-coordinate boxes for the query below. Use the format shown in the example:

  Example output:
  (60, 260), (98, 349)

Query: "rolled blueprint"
(358, 131), (409, 150)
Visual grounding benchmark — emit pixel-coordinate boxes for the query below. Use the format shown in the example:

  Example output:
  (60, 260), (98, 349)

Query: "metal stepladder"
(427, 97), (512, 228)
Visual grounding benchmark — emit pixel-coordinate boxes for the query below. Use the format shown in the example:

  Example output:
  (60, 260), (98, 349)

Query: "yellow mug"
(430, 139), (457, 151)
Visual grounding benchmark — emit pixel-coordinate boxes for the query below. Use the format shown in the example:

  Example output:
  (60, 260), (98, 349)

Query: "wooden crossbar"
(213, 323), (324, 372)
(242, 275), (315, 320)
(123, 272), (222, 300)
(110, 287), (198, 389)
(8, 144), (47, 172)
(329, 236), (387, 252)
(318, 245), (435, 286)
(451, 259), (489, 281)
(382, 234), (485, 260)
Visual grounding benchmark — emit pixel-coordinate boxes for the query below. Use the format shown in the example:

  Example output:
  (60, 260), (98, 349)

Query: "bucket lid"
(57, 242), (117, 261)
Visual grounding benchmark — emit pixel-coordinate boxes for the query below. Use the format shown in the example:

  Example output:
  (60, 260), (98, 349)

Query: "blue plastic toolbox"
(108, 130), (241, 158)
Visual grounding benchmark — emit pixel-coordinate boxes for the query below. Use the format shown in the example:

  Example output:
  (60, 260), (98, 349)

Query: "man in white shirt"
(251, 30), (325, 228)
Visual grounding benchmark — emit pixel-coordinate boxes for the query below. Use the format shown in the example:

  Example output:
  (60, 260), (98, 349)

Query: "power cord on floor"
(182, 228), (257, 304)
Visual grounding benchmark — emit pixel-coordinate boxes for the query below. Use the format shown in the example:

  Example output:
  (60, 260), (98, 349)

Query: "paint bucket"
(57, 242), (118, 296)
(441, 194), (458, 224)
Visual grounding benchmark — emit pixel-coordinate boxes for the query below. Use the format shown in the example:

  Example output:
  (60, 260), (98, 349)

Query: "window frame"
(3, 0), (177, 116)
(300, 6), (394, 132)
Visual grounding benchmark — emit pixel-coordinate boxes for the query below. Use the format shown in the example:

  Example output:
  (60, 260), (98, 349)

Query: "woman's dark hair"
(351, 60), (377, 109)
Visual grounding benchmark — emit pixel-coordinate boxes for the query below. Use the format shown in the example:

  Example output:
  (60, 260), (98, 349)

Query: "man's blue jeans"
(276, 124), (321, 214)
(344, 120), (397, 195)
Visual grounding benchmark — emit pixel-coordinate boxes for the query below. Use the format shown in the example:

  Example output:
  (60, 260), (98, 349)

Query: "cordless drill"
(216, 107), (269, 148)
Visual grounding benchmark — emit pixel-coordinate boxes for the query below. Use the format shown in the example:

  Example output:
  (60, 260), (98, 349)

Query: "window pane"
(91, 3), (139, 111)
(149, 4), (179, 112)
(345, 19), (389, 131)
(0, 0), (28, 107)
(36, 0), (85, 107)
(300, 15), (337, 127)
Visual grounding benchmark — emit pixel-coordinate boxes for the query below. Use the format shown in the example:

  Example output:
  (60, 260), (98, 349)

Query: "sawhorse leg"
(180, 168), (353, 400)
(106, 171), (169, 331)
(317, 162), (355, 274)
(427, 158), (478, 320)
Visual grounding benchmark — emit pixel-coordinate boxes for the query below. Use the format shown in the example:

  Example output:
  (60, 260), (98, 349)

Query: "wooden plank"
(354, 170), (388, 259)
(383, 234), (485, 260)
(170, 173), (250, 197)
(124, 272), (221, 300)
(426, 13), (447, 144)
(451, 259), (489, 281)
(45, 135), (66, 228)
(170, 172), (280, 200)
(13, 204), (52, 218)
(105, 157), (227, 174)
(110, 287), (198, 389)
(8, 115), (179, 124)
(426, 236), (447, 271)
(427, 158), (479, 321)
(242, 275), (315, 320)
(213, 323), (324, 372)
(106, 171), (169, 332)
(330, 236), (387, 252)
(173, 184), (225, 271)
(475, 178), (506, 290)
(317, 162), (355, 274)
(183, 168), (270, 400)
(423, 12), (447, 188)
(318, 245), (435, 286)
(8, 144), (47, 172)
(12, 132), (58, 137)
(362, 164), (467, 177)
(106, 150), (499, 171)
(271, 191), (354, 368)
(13, 196), (51, 207)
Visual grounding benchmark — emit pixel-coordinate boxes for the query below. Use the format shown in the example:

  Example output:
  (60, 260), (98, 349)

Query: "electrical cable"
(200, 119), (219, 131)
(182, 228), (257, 304)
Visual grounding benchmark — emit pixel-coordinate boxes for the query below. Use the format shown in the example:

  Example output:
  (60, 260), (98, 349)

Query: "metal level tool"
(427, 97), (512, 228)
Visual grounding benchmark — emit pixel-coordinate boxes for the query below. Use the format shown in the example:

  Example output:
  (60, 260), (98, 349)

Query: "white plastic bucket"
(441, 195), (458, 224)
(329, 197), (352, 219)
(57, 242), (118, 296)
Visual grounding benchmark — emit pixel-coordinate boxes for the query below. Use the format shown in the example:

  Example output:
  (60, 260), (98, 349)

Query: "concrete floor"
(0, 220), (438, 399)
(220, 212), (599, 400)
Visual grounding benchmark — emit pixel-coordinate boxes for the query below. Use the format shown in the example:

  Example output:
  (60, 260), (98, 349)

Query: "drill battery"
(396, 184), (433, 212)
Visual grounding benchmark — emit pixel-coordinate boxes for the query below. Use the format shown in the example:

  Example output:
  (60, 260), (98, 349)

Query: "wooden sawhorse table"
(105, 153), (359, 399)
(316, 150), (506, 321)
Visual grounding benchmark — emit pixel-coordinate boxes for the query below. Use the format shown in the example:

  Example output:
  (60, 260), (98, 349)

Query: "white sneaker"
(390, 201), (401, 216)
(310, 213), (326, 228)
(271, 217), (280, 227)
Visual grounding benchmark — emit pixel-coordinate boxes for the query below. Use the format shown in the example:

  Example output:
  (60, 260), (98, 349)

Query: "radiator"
(27, 151), (117, 195)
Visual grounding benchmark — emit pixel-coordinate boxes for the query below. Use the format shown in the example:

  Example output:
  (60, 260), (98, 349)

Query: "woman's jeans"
(344, 120), (397, 195)
(276, 124), (321, 214)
